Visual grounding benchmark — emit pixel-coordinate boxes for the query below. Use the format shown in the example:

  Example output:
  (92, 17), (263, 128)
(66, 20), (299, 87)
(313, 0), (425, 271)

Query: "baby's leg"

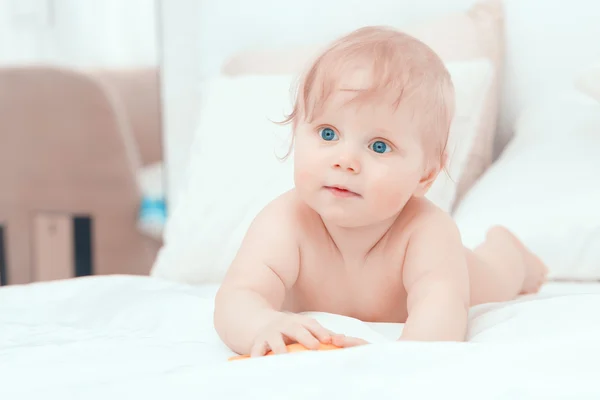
(466, 226), (548, 306)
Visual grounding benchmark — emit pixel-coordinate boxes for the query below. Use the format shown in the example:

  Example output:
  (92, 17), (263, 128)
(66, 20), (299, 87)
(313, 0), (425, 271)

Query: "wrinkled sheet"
(1, 275), (599, 400)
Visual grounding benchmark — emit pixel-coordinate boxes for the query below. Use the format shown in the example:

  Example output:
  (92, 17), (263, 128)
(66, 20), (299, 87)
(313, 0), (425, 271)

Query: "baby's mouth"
(324, 185), (361, 198)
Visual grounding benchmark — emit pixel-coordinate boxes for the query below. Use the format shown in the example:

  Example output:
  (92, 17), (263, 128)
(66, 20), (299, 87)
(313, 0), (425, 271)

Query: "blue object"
(138, 196), (167, 238)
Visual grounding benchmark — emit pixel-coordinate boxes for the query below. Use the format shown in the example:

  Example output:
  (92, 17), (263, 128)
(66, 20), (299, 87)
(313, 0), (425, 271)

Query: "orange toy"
(228, 343), (341, 361)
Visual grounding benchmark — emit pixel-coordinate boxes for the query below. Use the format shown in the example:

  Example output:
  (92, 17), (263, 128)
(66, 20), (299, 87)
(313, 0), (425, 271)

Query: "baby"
(214, 26), (548, 356)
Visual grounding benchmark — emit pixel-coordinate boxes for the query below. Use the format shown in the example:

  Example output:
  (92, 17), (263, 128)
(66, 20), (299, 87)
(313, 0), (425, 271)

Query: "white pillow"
(455, 93), (600, 281)
(151, 60), (493, 284)
(575, 62), (600, 103)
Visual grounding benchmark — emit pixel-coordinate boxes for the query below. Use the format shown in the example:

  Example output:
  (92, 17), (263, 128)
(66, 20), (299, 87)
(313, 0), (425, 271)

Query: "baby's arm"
(214, 195), (328, 355)
(400, 210), (470, 342)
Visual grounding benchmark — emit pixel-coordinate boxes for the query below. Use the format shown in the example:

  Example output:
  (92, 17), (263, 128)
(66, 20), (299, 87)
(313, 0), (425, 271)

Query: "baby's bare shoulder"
(400, 199), (468, 301)
(402, 197), (460, 241)
(257, 189), (317, 230)
(375, 199), (457, 264)
(223, 190), (308, 292)
(245, 189), (320, 252)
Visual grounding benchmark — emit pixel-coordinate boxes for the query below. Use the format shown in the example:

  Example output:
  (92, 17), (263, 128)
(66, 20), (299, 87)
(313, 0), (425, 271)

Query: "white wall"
(0, 0), (158, 68)
(192, 0), (477, 79)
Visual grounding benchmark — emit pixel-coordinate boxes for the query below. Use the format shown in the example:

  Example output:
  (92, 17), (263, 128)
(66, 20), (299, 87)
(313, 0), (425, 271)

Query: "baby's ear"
(414, 153), (446, 197)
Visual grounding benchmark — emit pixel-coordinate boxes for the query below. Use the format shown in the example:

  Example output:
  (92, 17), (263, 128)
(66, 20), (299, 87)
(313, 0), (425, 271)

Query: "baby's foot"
(487, 226), (549, 294)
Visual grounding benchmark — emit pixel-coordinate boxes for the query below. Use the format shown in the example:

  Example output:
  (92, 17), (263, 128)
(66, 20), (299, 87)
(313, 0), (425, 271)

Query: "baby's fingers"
(250, 340), (269, 357)
(267, 334), (288, 355)
(301, 318), (333, 343)
(284, 326), (320, 350)
(331, 334), (369, 348)
(250, 334), (287, 357)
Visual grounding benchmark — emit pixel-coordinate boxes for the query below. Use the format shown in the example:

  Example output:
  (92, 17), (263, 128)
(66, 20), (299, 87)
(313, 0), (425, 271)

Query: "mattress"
(1, 275), (599, 399)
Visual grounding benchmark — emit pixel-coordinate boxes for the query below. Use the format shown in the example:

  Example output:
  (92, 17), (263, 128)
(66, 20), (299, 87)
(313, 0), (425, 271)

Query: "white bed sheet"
(1, 275), (599, 399)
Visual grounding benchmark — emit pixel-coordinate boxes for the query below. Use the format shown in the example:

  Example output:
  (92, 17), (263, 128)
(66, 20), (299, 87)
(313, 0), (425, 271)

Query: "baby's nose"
(333, 156), (360, 174)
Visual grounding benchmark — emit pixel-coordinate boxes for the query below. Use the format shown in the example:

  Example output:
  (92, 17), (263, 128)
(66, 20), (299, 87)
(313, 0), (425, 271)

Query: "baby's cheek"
(368, 176), (409, 213)
(293, 158), (317, 189)
(294, 168), (311, 188)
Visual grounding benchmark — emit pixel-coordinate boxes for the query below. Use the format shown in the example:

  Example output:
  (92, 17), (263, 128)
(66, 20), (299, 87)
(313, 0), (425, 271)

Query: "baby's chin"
(311, 204), (378, 229)
(296, 190), (388, 228)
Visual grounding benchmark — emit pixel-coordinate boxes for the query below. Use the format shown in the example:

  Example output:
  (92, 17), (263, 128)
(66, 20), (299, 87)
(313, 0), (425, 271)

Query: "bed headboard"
(160, 0), (600, 205)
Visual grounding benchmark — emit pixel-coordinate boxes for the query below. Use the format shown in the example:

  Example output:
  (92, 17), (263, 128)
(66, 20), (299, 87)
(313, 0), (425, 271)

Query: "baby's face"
(293, 92), (431, 228)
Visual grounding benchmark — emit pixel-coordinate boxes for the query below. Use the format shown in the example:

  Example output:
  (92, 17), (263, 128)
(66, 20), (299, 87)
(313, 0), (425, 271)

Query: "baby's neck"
(321, 215), (399, 265)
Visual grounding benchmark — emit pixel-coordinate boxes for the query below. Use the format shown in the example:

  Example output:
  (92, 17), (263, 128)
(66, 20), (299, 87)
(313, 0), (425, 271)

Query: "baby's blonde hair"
(283, 26), (455, 167)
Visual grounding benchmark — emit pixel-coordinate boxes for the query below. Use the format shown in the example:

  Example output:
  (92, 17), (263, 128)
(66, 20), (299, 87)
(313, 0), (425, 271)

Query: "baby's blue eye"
(320, 127), (338, 141)
(370, 140), (390, 154)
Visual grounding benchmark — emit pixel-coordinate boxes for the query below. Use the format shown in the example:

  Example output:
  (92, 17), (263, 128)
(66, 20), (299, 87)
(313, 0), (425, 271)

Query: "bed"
(2, 275), (600, 399)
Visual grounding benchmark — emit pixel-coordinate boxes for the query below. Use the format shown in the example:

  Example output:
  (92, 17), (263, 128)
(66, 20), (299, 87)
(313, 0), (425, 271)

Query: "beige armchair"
(0, 65), (163, 285)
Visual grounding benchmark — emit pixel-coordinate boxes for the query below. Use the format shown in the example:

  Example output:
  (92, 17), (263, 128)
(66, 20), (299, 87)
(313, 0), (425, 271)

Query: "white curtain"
(0, 0), (158, 68)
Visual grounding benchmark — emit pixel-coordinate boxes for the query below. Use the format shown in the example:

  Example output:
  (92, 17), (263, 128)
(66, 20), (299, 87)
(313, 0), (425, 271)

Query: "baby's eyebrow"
(372, 127), (395, 136)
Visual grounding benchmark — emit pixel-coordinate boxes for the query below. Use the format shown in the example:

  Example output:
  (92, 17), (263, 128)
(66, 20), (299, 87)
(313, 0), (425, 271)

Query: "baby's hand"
(250, 312), (332, 357)
(331, 334), (369, 348)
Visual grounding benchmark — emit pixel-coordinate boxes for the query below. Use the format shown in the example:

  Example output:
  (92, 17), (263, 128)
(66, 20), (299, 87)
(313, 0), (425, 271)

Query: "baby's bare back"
(281, 194), (414, 323)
